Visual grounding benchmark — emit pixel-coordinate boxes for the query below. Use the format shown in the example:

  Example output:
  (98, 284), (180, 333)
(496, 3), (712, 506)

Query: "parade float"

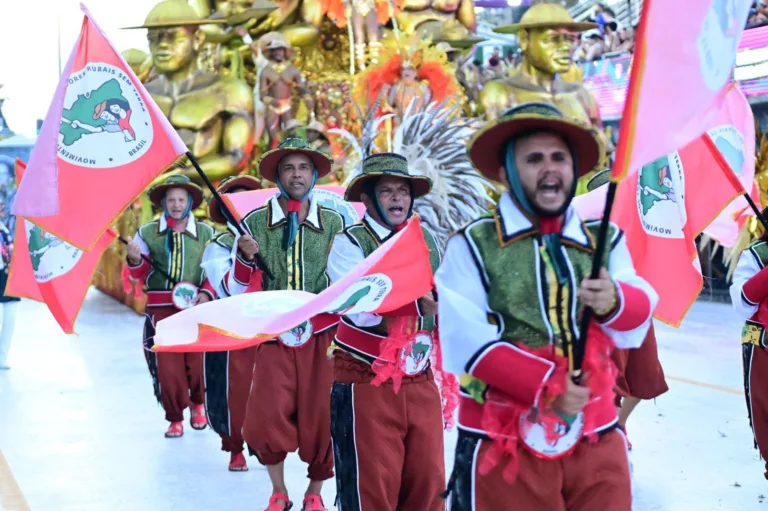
(94, 1), (632, 311)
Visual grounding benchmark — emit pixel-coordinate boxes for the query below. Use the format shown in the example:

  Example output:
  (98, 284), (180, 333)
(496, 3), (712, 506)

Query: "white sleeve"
(201, 242), (232, 298)
(327, 232), (383, 327)
(730, 249), (762, 319)
(434, 234), (501, 376)
(135, 229), (150, 257)
(598, 233), (659, 349)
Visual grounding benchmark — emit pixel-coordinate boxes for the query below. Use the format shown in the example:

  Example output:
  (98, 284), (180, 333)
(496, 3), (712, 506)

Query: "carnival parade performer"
(126, 174), (216, 438)
(197, 175), (263, 472)
(730, 214), (768, 480)
(224, 138), (345, 511)
(435, 103), (658, 510)
(585, 170), (668, 447)
(326, 153), (446, 510)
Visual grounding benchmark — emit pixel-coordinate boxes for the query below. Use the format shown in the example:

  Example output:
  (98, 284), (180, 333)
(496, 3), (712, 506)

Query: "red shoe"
(229, 452), (248, 472)
(265, 493), (292, 510)
(302, 495), (327, 511)
(165, 421), (183, 438)
(190, 404), (208, 430)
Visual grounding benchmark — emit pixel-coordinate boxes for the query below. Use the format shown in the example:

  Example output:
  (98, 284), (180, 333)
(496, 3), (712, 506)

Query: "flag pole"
(117, 236), (177, 284)
(742, 192), (768, 232)
(571, 181), (619, 378)
(184, 152), (274, 280)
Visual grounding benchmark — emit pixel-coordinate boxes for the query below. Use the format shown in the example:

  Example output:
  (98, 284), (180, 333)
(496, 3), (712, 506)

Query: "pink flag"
(13, 4), (187, 247)
(224, 185), (365, 224)
(611, 0), (750, 181)
(152, 217), (433, 352)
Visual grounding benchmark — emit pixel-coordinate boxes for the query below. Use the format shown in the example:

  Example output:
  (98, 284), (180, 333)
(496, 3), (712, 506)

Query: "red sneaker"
(165, 421), (183, 438)
(229, 452), (248, 472)
(302, 495), (327, 511)
(190, 404), (208, 430)
(265, 493), (292, 510)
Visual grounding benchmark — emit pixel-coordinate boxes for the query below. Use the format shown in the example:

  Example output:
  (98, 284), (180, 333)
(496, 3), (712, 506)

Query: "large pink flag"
(611, 0), (750, 181)
(153, 217), (433, 352)
(13, 4), (187, 247)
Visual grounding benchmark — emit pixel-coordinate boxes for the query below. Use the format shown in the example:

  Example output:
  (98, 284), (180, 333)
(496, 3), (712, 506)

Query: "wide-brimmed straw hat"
(123, 0), (226, 29)
(148, 174), (204, 210)
(494, 3), (597, 34)
(467, 102), (605, 181)
(208, 175), (262, 224)
(586, 169), (611, 192)
(258, 138), (333, 183)
(345, 153), (432, 202)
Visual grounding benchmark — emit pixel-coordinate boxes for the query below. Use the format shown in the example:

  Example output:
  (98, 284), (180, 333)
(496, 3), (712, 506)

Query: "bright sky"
(0, 0), (161, 137)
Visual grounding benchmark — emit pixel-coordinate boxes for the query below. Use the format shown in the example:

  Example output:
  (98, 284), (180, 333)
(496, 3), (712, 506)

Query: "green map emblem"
(697, 0), (745, 91)
(324, 273), (393, 315)
(636, 152), (686, 239)
(25, 221), (82, 283)
(58, 62), (153, 168)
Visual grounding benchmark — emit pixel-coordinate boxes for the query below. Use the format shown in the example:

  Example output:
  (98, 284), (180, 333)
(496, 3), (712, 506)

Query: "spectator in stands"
(616, 26), (635, 53)
(748, 0), (768, 28)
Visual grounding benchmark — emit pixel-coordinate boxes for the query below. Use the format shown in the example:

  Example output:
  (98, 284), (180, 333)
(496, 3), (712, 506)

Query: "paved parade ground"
(0, 290), (766, 510)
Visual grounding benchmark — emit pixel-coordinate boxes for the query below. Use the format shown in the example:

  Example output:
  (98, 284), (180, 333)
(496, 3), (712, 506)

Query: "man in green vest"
(197, 174), (263, 472)
(125, 174), (216, 438)
(222, 138), (345, 511)
(435, 103), (658, 510)
(326, 152), (446, 510)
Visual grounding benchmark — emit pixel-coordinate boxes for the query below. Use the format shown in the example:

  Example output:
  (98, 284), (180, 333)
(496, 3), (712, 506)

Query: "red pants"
(204, 347), (256, 453)
(331, 353), (446, 511)
(743, 343), (768, 477)
(143, 307), (204, 423)
(613, 324), (668, 406)
(449, 430), (631, 511)
(242, 331), (335, 480)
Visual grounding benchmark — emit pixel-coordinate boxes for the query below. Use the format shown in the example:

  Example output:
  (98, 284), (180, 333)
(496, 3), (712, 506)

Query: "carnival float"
(94, 1), (653, 311)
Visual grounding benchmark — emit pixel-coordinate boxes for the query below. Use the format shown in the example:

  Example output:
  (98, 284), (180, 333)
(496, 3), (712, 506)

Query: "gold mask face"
(523, 28), (576, 75)
(148, 27), (197, 74)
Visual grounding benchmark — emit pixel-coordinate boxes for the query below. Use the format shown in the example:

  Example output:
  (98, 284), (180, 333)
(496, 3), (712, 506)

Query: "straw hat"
(467, 102), (604, 180)
(148, 174), (204, 210)
(586, 169), (611, 192)
(345, 153), (432, 202)
(258, 138), (333, 183)
(494, 3), (597, 34)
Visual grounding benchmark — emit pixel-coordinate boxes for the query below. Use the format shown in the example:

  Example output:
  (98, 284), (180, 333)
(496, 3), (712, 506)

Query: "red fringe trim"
(121, 264), (145, 301)
(371, 315), (411, 393)
(431, 319), (459, 431)
(478, 323), (618, 483)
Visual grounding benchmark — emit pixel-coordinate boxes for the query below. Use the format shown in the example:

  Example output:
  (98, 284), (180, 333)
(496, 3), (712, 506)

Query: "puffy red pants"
(743, 342), (768, 477)
(143, 306), (204, 423)
(242, 331), (335, 481)
(330, 352), (446, 511)
(613, 324), (669, 405)
(449, 430), (631, 511)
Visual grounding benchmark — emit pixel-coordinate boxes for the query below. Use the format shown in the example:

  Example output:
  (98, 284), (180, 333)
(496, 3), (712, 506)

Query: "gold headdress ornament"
(122, 0), (227, 29)
(399, 34), (425, 69)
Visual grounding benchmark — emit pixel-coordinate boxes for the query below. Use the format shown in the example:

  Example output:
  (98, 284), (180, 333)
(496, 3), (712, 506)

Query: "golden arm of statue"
(253, 0), (301, 33)
(301, 0), (325, 26)
(477, 80), (517, 120)
(181, 114), (254, 183)
(456, 0), (477, 32)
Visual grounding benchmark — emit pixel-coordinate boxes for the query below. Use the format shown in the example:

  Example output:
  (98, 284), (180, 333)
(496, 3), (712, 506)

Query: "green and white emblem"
(636, 152), (686, 239)
(25, 221), (82, 283)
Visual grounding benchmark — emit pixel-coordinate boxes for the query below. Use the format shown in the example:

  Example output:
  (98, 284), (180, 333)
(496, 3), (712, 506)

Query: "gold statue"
(479, 4), (600, 126)
(122, 49), (155, 82)
(258, 32), (314, 149)
(395, 0), (476, 39)
(126, 0), (255, 184)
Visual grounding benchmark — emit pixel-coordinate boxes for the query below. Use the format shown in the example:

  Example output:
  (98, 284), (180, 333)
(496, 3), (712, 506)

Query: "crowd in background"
(573, 3), (635, 63)
(749, 1), (768, 29)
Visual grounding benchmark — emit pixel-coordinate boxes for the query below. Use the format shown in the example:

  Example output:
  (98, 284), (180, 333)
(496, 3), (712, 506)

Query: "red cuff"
(599, 282), (651, 332)
(386, 300), (420, 317)
(127, 258), (149, 281)
(233, 255), (255, 286)
(246, 270), (264, 293)
(743, 265), (768, 305)
(200, 279), (217, 300)
(468, 342), (554, 408)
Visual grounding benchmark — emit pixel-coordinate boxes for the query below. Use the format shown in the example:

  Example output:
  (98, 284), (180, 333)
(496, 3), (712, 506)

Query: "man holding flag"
(326, 153), (447, 510)
(197, 174), (263, 472)
(126, 174), (215, 438)
(435, 103), (658, 510)
(225, 138), (345, 511)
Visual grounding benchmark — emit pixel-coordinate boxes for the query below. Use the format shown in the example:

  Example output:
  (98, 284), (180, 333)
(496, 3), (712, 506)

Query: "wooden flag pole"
(118, 235), (177, 284)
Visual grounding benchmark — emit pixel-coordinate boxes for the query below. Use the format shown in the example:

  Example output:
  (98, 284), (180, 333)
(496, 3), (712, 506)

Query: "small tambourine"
(171, 281), (199, 311)
(519, 407), (585, 459)
(399, 331), (434, 376)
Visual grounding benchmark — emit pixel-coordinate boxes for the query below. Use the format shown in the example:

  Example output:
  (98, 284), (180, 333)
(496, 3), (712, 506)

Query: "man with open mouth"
(435, 103), (658, 510)
(326, 153), (446, 510)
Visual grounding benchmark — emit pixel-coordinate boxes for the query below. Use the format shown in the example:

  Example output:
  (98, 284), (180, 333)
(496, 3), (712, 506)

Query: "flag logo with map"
(324, 274), (393, 315)
(59, 63), (153, 168)
(636, 152), (687, 239)
(697, 0), (744, 91)
(25, 221), (83, 283)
